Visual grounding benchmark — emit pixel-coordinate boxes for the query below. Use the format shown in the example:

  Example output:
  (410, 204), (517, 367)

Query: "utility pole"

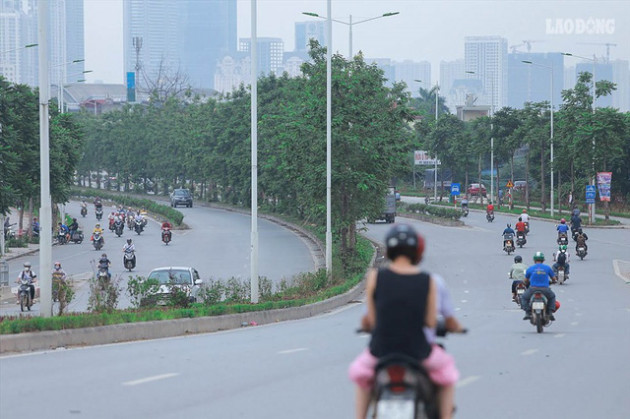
(133, 36), (143, 101)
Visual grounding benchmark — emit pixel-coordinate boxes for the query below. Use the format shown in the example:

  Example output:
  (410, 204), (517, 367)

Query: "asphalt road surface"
(1, 209), (628, 418)
(1, 200), (315, 315)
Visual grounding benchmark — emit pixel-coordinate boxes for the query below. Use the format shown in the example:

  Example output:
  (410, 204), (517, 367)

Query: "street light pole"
(522, 60), (554, 217)
(250, 0), (259, 303)
(326, 0), (332, 274)
(434, 84), (439, 201)
(563, 52), (597, 224)
(302, 11), (399, 59)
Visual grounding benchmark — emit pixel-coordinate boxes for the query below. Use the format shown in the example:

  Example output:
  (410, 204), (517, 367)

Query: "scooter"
(114, 220), (125, 237)
(81, 206), (88, 217)
(123, 250), (136, 271)
(161, 228), (172, 245)
(69, 229), (84, 244)
(486, 211), (494, 222)
(92, 232), (104, 250)
(556, 266), (567, 285)
(528, 292), (553, 334)
(18, 277), (33, 312)
(364, 323), (466, 419)
(57, 228), (68, 245)
(503, 234), (515, 255)
(95, 207), (103, 221)
(576, 245), (587, 260)
(514, 282), (527, 308)
(134, 219), (144, 235)
(557, 233), (569, 246)
(462, 206), (469, 217)
(516, 231), (526, 248)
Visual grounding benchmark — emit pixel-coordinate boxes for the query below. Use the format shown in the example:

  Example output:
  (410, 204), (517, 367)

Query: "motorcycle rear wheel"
(536, 315), (543, 333)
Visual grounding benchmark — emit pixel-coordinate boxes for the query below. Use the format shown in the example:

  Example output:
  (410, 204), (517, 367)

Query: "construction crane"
(578, 42), (617, 62)
(510, 40), (544, 54)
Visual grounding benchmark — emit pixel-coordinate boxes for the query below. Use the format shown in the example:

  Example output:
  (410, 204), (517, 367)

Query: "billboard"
(414, 150), (441, 166)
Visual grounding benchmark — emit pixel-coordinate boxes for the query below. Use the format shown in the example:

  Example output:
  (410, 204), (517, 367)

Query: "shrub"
(126, 275), (160, 308)
(88, 273), (121, 313)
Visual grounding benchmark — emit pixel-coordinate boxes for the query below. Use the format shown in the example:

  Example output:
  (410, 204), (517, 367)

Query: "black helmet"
(518, 217), (522, 221)
(127, 238), (132, 244)
(101, 253), (107, 258)
(507, 223), (511, 228)
(385, 224), (425, 264)
(514, 255), (522, 263)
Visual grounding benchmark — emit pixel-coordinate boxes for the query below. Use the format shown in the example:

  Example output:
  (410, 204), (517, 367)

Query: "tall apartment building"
(464, 36), (508, 110)
(295, 20), (325, 52)
(393, 60), (430, 96)
(0, 0), (84, 87)
(238, 38), (284, 76)
(507, 52), (564, 109)
(123, 0), (236, 90)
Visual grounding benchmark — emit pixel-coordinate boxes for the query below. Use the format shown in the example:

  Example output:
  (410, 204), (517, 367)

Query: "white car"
(145, 266), (203, 305)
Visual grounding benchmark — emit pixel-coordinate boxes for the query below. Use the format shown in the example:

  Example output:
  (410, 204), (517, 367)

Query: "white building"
(238, 37), (284, 76)
(394, 60), (431, 96)
(464, 36), (508, 110)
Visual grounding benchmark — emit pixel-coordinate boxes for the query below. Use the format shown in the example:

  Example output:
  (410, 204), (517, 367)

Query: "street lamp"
(466, 70), (495, 205)
(522, 60), (555, 217)
(53, 60), (86, 112)
(562, 52), (597, 224)
(302, 11), (399, 58)
(0, 43), (38, 55)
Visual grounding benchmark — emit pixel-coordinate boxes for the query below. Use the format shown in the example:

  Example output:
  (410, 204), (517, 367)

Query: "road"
(1, 200), (316, 315)
(1, 210), (629, 418)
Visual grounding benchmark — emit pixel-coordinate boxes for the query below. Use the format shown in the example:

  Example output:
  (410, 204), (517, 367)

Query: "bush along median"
(0, 230), (374, 335)
(397, 202), (463, 224)
(71, 187), (184, 226)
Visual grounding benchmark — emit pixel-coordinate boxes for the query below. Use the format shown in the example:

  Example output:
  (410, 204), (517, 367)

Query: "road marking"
(464, 290), (469, 294)
(460, 300), (468, 303)
(456, 376), (481, 388)
(613, 260), (630, 283)
(554, 333), (566, 338)
(521, 349), (538, 356)
(571, 321), (579, 326)
(278, 348), (308, 355)
(122, 373), (179, 386)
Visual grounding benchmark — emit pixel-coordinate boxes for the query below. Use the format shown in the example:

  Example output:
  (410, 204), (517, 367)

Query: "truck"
(368, 187), (396, 224)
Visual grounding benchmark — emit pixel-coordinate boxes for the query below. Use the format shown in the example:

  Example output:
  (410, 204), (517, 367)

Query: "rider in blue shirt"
(522, 252), (557, 321)
(557, 218), (569, 234)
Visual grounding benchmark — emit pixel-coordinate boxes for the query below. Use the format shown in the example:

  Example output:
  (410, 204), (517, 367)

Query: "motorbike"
(57, 228), (69, 245)
(4, 222), (17, 241)
(516, 231), (526, 248)
(114, 220), (125, 237)
(365, 323), (465, 419)
(127, 215), (135, 231)
(161, 228), (172, 245)
(576, 245), (587, 260)
(528, 292), (553, 333)
(556, 266), (567, 285)
(557, 233), (569, 246)
(462, 206), (469, 217)
(81, 206), (88, 217)
(18, 277), (33, 312)
(123, 250), (136, 271)
(503, 234), (515, 255)
(524, 221), (530, 234)
(514, 282), (527, 308)
(134, 219), (144, 235)
(92, 232), (104, 250)
(97, 268), (110, 289)
(69, 229), (84, 244)
(486, 211), (494, 222)
(95, 207), (103, 221)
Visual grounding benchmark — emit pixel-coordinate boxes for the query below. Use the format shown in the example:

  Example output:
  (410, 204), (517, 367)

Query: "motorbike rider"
(52, 261), (68, 299)
(570, 213), (582, 239)
(68, 218), (79, 237)
(460, 196), (469, 211)
(509, 255), (528, 302)
(502, 223), (515, 248)
(486, 203), (494, 216)
(98, 253), (111, 280)
(348, 224), (458, 419)
(552, 244), (571, 279)
(31, 217), (40, 237)
(93, 197), (102, 208)
(134, 212), (145, 228)
(161, 221), (173, 241)
(108, 211), (117, 229)
(557, 218), (569, 241)
(122, 238), (136, 266)
(16, 261), (37, 301)
(92, 223), (105, 244)
(520, 209), (529, 223)
(574, 228), (589, 252)
(522, 252), (557, 321)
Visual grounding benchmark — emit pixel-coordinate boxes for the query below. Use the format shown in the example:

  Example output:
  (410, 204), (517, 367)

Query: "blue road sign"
(451, 183), (461, 196)
(585, 185), (596, 204)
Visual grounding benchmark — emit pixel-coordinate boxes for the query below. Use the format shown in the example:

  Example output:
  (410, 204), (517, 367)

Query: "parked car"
(170, 188), (193, 208)
(143, 266), (203, 305)
(513, 180), (528, 191)
(467, 183), (487, 197)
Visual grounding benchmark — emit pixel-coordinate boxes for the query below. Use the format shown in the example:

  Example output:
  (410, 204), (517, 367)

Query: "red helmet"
(560, 218), (566, 224)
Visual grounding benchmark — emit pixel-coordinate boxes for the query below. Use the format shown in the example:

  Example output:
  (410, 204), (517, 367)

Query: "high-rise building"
(295, 20), (325, 52)
(507, 52), (564, 109)
(611, 60), (629, 112)
(464, 36), (508, 110)
(239, 38), (284, 76)
(0, 0), (84, 88)
(123, 0), (237, 91)
(393, 60), (430, 96)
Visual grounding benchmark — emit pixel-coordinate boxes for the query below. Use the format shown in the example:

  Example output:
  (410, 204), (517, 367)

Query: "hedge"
(71, 187), (184, 226)
(400, 202), (462, 220)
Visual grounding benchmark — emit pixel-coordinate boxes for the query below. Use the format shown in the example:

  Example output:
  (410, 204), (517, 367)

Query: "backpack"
(557, 252), (567, 265)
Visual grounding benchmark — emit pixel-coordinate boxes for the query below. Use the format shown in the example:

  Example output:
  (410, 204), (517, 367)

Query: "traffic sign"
(450, 183), (461, 196)
(585, 185), (596, 204)
(506, 180), (514, 188)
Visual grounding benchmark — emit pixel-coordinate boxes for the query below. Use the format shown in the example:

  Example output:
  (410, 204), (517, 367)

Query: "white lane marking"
(456, 376), (481, 388)
(460, 300), (468, 303)
(464, 290), (469, 294)
(521, 349), (538, 356)
(122, 373), (179, 386)
(613, 260), (630, 283)
(571, 322), (579, 326)
(278, 348), (308, 355)
(554, 333), (566, 338)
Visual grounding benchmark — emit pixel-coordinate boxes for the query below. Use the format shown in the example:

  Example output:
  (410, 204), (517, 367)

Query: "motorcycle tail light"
(386, 365), (407, 392)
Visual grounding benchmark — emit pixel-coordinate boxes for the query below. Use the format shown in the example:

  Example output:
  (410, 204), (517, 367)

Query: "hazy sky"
(84, 0), (630, 84)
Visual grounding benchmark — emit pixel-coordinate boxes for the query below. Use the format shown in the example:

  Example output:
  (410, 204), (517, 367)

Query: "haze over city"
(83, 0), (630, 85)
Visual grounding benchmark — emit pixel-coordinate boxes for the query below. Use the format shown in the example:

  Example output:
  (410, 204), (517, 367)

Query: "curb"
(0, 243), (374, 354)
